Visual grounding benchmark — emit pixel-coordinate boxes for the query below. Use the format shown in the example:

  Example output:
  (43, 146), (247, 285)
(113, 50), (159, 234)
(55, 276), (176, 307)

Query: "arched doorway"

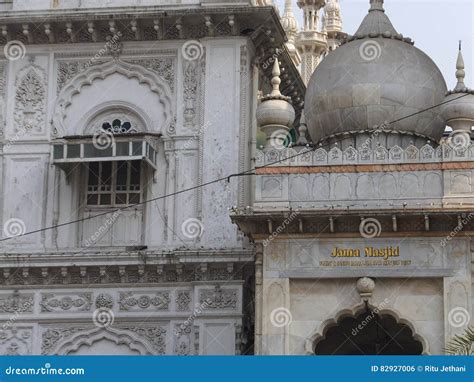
(314, 307), (424, 355)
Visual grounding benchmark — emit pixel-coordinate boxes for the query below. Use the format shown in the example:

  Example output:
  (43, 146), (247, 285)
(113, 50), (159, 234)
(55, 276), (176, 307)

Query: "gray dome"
(304, 1), (447, 144)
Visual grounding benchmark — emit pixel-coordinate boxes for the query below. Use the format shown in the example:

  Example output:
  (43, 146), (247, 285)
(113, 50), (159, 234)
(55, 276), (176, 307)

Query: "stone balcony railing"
(253, 143), (474, 211)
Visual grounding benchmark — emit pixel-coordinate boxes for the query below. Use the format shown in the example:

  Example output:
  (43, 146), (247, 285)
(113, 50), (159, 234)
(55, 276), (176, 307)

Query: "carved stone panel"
(40, 293), (92, 313)
(199, 285), (237, 310)
(176, 291), (192, 311)
(0, 294), (34, 314)
(0, 327), (33, 355)
(0, 61), (6, 137)
(119, 292), (170, 312)
(14, 65), (47, 134)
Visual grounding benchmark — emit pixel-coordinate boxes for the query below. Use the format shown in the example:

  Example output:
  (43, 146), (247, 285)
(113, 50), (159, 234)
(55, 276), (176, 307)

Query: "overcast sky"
(275, 0), (473, 90)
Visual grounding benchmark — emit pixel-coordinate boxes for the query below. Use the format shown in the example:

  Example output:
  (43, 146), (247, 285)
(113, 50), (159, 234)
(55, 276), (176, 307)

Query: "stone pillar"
(254, 243), (263, 354)
(443, 239), (472, 348)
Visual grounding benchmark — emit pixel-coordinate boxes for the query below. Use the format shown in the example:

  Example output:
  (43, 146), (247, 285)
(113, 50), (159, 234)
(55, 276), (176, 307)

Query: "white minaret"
(324, 0), (344, 51)
(280, 0), (301, 66)
(295, 0), (327, 85)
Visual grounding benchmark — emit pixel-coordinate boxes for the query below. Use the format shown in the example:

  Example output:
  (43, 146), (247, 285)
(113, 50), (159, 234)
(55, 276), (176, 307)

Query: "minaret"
(280, 0), (301, 66)
(324, 0), (344, 51)
(441, 44), (474, 142)
(295, 0), (328, 85)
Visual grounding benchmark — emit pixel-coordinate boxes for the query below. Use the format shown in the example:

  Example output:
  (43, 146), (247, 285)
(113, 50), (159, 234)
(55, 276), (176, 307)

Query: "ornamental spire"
(270, 59), (282, 97)
(370, 0), (385, 12)
(454, 41), (466, 92)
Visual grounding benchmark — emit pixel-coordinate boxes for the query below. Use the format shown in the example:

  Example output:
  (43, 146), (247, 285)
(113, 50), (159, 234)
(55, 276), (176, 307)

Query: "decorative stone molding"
(118, 292), (170, 312)
(255, 143), (474, 167)
(0, 294), (34, 314)
(42, 326), (162, 355)
(0, 261), (246, 287)
(13, 63), (47, 134)
(126, 57), (176, 93)
(40, 293), (92, 313)
(199, 285), (237, 309)
(0, 61), (6, 137)
(53, 59), (174, 137)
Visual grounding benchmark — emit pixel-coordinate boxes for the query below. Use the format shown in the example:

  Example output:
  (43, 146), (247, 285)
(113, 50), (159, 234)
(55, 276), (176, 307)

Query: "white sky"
(275, 0), (474, 90)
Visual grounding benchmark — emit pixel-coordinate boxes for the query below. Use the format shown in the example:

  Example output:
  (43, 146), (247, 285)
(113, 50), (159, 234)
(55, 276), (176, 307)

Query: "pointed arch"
(304, 302), (429, 355)
(52, 327), (155, 355)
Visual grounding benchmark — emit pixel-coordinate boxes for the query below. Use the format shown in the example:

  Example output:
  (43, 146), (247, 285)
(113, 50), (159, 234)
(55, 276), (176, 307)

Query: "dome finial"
(296, 111), (309, 145)
(454, 41), (466, 92)
(369, 0), (385, 12)
(270, 60), (282, 97)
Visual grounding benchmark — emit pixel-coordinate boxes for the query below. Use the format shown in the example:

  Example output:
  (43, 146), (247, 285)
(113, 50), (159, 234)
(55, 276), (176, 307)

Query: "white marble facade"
(0, 0), (276, 355)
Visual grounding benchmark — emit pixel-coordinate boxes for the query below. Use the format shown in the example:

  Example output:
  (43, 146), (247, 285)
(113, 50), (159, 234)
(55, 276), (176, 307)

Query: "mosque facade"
(0, 0), (472, 355)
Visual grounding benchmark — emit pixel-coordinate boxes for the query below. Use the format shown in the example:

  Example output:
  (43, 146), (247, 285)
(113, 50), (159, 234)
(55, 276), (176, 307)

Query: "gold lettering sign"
(331, 246), (400, 261)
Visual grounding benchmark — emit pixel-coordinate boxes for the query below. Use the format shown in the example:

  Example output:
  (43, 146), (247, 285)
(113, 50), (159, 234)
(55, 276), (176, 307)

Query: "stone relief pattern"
(0, 295), (34, 313)
(0, 327), (33, 355)
(41, 327), (84, 355)
(0, 62), (5, 137)
(56, 61), (105, 93)
(199, 286), (237, 309)
(14, 65), (47, 134)
(127, 326), (167, 355)
(40, 293), (92, 313)
(256, 144), (474, 167)
(173, 324), (193, 355)
(118, 292), (170, 312)
(126, 57), (176, 92)
(175, 291), (191, 311)
(182, 50), (205, 129)
(57, 57), (176, 94)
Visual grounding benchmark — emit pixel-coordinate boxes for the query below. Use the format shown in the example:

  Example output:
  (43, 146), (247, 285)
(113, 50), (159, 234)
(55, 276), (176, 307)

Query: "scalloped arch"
(304, 302), (429, 355)
(53, 59), (174, 137)
(52, 327), (155, 355)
